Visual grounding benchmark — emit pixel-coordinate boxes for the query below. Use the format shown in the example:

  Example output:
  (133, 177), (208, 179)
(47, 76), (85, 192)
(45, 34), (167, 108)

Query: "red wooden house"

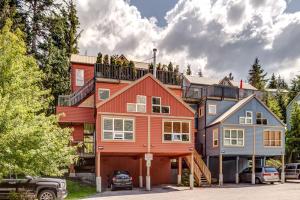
(56, 54), (210, 192)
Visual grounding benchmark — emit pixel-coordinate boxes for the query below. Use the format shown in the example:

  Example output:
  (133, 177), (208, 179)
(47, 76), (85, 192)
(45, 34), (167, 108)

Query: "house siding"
(286, 94), (300, 130)
(206, 99), (236, 126)
(71, 63), (94, 92)
(56, 106), (95, 123)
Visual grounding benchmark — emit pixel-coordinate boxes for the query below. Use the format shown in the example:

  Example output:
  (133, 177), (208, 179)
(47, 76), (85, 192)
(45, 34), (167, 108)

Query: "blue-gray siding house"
(286, 93), (300, 130)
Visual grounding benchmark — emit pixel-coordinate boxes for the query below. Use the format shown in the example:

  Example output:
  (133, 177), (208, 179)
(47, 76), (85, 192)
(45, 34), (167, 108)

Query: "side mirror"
(25, 176), (33, 181)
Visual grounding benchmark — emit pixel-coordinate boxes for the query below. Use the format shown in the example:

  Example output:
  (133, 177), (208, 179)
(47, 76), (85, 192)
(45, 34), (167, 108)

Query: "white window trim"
(223, 129), (244, 147)
(263, 130), (282, 148)
(127, 95), (147, 113)
(102, 117), (135, 142)
(98, 88), (110, 100)
(208, 104), (217, 115)
(213, 128), (219, 147)
(245, 111), (253, 124)
(162, 120), (191, 143)
(75, 69), (84, 86)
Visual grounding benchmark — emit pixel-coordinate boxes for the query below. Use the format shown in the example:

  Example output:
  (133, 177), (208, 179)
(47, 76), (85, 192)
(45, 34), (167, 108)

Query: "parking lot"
(82, 181), (300, 200)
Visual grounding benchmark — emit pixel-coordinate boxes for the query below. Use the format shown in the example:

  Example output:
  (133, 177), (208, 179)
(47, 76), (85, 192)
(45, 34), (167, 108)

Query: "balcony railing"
(95, 63), (182, 86)
(183, 85), (260, 100)
(58, 78), (95, 106)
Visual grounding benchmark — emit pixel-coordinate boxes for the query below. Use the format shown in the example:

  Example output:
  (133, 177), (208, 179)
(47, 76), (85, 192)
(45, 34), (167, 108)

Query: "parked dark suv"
(0, 174), (67, 200)
(109, 170), (133, 191)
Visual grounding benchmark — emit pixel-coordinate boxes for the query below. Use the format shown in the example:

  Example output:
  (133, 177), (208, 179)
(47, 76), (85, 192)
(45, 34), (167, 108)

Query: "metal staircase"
(58, 78), (95, 106)
(185, 150), (211, 186)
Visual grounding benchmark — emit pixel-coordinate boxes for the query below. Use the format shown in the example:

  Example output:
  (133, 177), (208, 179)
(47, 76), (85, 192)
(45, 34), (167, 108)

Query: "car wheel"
(255, 178), (261, 184)
(38, 190), (56, 200)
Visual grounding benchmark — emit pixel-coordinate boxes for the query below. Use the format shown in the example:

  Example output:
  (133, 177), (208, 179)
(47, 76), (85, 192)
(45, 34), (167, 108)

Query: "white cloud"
(77, 0), (300, 82)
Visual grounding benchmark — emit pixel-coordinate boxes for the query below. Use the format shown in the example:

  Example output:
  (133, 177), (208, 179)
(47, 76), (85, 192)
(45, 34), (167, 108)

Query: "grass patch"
(66, 180), (96, 200)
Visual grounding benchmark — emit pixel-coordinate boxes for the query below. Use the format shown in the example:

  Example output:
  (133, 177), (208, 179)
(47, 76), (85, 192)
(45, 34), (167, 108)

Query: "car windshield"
(114, 170), (129, 175)
(265, 167), (278, 173)
(286, 165), (296, 169)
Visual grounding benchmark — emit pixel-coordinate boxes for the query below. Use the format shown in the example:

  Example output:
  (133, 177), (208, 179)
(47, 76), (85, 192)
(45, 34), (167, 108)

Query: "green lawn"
(66, 180), (96, 200)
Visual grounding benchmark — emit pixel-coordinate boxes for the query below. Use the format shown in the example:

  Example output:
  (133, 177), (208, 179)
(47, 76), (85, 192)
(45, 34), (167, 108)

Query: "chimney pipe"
(240, 79), (243, 89)
(153, 48), (157, 78)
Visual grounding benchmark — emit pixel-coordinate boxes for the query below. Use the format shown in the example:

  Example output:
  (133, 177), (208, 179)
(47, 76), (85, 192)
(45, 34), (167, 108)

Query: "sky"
(76, 0), (300, 82)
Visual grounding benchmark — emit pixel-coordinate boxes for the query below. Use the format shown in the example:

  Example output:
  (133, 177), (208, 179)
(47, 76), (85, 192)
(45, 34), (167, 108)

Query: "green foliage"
(268, 73), (277, 89)
(0, 20), (76, 178)
(168, 62), (173, 72)
(103, 54), (109, 65)
(265, 94), (283, 119)
(96, 52), (102, 64)
(66, 180), (96, 200)
(248, 57), (267, 90)
(289, 75), (300, 102)
(186, 64), (191, 75)
(286, 103), (300, 162)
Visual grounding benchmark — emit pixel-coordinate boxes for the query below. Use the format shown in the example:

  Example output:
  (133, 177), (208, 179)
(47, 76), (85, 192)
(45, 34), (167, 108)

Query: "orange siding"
(72, 124), (84, 141)
(57, 106), (95, 123)
(169, 87), (182, 98)
(95, 82), (129, 104)
(71, 63), (94, 92)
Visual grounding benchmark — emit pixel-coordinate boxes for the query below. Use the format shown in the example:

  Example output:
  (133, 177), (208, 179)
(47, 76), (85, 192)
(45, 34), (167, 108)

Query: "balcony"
(183, 85), (260, 100)
(95, 63), (182, 86)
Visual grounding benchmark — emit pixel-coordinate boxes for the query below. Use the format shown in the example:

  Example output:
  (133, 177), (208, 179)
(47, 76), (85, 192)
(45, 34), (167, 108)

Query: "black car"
(0, 174), (67, 200)
(109, 170), (133, 191)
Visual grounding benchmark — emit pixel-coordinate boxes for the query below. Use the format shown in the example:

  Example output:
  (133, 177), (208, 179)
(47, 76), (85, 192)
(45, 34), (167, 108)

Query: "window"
(256, 112), (268, 125)
(213, 128), (218, 147)
(208, 104), (216, 115)
(98, 89), (110, 100)
(239, 111), (253, 124)
(152, 97), (170, 114)
(163, 121), (190, 142)
(224, 129), (244, 146)
(83, 123), (95, 154)
(75, 69), (84, 86)
(263, 131), (281, 147)
(127, 95), (146, 113)
(102, 118), (134, 141)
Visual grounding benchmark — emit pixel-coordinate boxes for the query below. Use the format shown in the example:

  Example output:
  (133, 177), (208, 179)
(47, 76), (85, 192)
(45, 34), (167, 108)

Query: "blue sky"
(77, 0), (300, 82)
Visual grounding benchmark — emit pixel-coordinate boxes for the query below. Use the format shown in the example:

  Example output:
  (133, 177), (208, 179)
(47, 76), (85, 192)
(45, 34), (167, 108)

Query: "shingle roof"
(70, 54), (150, 69)
(184, 75), (257, 90)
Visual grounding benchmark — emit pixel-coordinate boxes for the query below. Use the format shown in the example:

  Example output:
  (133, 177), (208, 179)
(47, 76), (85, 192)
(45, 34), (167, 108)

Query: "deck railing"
(58, 79), (95, 106)
(95, 63), (182, 86)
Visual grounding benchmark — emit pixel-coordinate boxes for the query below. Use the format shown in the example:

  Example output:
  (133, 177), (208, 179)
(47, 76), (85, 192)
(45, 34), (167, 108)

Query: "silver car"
(240, 166), (280, 184)
(285, 163), (300, 180)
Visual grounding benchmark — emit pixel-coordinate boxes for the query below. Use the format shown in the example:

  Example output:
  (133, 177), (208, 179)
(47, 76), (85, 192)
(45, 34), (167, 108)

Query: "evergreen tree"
(186, 64), (191, 75)
(265, 94), (282, 119)
(268, 73), (277, 89)
(198, 68), (203, 77)
(96, 52), (102, 64)
(286, 103), (300, 162)
(276, 92), (288, 122)
(277, 75), (289, 90)
(228, 72), (234, 80)
(0, 20), (76, 177)
(103, 54), (109, 65)
(167, 62), (173, 72)
(289, 75), (300, 102)
(248, 57), (268, 90)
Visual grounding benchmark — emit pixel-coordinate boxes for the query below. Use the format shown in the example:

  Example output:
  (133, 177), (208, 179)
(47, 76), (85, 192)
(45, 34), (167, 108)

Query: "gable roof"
(96, 73), (196, 114)
(184, 75), (257, 90)
(208, 94), (285, 127)
(287, 92), (300, 109)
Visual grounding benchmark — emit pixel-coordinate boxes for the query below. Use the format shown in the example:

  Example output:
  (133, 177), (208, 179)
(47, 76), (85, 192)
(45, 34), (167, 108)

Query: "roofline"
(287, 92), (300, 109)
(96, 73), (196, 114)
(208, 94), (285, 127)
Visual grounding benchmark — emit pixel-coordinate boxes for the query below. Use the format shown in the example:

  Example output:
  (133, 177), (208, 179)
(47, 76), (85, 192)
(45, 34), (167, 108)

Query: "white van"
(285, 163), (300, 179)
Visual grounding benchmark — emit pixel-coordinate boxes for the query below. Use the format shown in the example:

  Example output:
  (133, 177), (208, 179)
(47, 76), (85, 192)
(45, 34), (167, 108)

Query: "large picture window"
(163, 121), (190, 142)
(102, 117), (134, 141)
(224, 129), (244, 146)
(264, 131), (281, 147)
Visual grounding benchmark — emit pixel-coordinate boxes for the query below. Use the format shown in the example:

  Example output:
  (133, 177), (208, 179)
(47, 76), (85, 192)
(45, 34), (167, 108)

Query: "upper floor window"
(163, 121), (190, 142)
(264, 131), (281, 147)
(208, 104), (216, 115)
(224, 129), (244, 146)
(102, 117), (134, 141)
(75, 69), (84, 86)
(127, 95), (146, 113)
(256, 112), (268, 125)
(239, 111), (253, 124)
(213, 128), (218, 147)
(98, 88), (110, 100)
(152, 97), (170, 114)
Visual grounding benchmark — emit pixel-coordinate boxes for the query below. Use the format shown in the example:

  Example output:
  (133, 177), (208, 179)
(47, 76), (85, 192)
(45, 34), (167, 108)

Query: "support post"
(146, 164), (151, 191)
(251, 155), (255, 184)
(263, 156), (266, 166)
(206, 156), (210, 169)
(139, 157), (143, 188)
(96, 151), (101, 192)
(178, 157), (182, 185)
(219, 154), (223, 186)
(281, 154), (285, 184)
(236, 156), (239, 184)
(189, 153), (194, 189)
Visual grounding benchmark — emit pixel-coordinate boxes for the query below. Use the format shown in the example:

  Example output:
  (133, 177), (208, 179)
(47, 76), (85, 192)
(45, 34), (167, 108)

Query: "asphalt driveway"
(82, 181), (300, 200)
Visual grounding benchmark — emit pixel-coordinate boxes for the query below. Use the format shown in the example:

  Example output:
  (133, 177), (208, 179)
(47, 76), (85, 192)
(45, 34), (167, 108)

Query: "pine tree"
(248, 57), (268, 90)
(286, 103), (300, 162)
(276, 92), (288, 122)
(277, 75), (289, 90)
(0, 20), (76, 177)
(168, 62), (173, 72)
(186, 64), (191, 75)
(289, 75), (300, 102)
(198, 68), (203, 77)
(265, 94), (282, 119)
(268, 73), (277, 89)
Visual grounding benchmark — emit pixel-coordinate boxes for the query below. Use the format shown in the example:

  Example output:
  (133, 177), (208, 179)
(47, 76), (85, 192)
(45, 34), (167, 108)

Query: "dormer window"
(208, 104), (216, 115)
